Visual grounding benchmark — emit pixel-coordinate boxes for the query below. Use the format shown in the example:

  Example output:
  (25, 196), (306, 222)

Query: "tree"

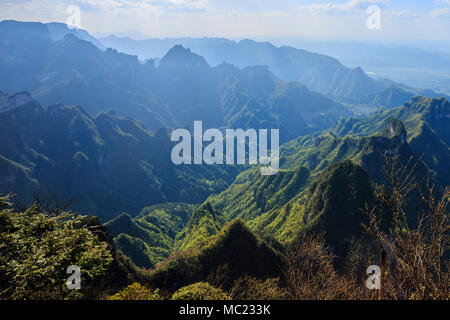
(229, 275), (286, 300)
(171, 282), (231, 300)
(362, 152), (449, 300)
(108, 283), (161, 300)
(0, 194), (112, 300)
(283, 232), (371, 300)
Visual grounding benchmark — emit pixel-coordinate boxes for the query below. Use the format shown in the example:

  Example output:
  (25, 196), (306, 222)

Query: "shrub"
(230, 276), (287, 300)
(362, 152), (449, 300)
(283, 232), (373, 300)
(171, 282), (231, 300)
(0, 194), (112, 300)
(108, 282), (161, 300)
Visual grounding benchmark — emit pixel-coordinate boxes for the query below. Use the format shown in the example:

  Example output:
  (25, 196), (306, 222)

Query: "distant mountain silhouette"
(0, 21), (351, 142)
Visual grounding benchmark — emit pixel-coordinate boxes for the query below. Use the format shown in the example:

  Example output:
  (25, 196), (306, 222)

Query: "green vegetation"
(305, 160), (379, 253)
(108, 282), (161, 300)
(146, 219), (283, 294)
(330, 96), (450, 145)
(0, 194), (112, 299)
(175, 202), (225, 251)
(164, 97), (448, 262)
(200, 127), (406, 246)
(330, 96), (450, 185)
(94, 97), (450, 294)
(105, 203), (195, 268)
(106, 97), (449, 270)
(171, 282), (231, 300)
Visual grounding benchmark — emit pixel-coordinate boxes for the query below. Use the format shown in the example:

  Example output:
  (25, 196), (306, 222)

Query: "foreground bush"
(230, 276), (287, 300)
(108, 282), (161, 300)
(171, 282), (231, 300)
(0, 194), (112, 300)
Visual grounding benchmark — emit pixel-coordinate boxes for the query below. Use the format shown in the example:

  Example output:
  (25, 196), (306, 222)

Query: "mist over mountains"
(0, 20), (354, 139)
(101, 34), (386, 103)
(100, 34), (450, 104)
(278, 40), (450, 96)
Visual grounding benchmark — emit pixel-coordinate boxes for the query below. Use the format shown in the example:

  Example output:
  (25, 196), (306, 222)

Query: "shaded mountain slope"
(146, 219), (283, 293)
(0, 94), (238, 219)
(305, 160), (377, 254)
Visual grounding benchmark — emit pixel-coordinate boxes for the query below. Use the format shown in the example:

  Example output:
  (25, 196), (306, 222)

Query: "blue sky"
(0, 0), (449, 42)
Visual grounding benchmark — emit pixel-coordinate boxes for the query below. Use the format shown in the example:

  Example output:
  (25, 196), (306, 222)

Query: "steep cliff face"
(0, 91), (34, 113)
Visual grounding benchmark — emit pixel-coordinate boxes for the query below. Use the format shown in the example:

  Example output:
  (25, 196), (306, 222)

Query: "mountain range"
(279, 40), (450, 96)
(100, 35), (450, 105)
(0, 20), (449, 298)
(0, 92), (238, 219)
(100, 35), (386, 103)
(0, 20), (352, 140)
(105, 96), (450, 268)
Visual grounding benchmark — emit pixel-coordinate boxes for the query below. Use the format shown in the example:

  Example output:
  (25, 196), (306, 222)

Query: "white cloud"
(0, 0), (449, 42)
(164, 0), (209, 10)
(428, 7), (450, 17)
(299, 0), (388, 14)
(73, 0), (209, 11)
(384, 10), (417, 18)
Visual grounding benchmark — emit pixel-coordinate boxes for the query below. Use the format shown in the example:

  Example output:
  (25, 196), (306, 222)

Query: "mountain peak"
(163, 45), (194, 61)
(352, 66), (365, 75)
(46, 21), (105, 49)
(159, 44), (209, 69)
(168, 44), (190, 54)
